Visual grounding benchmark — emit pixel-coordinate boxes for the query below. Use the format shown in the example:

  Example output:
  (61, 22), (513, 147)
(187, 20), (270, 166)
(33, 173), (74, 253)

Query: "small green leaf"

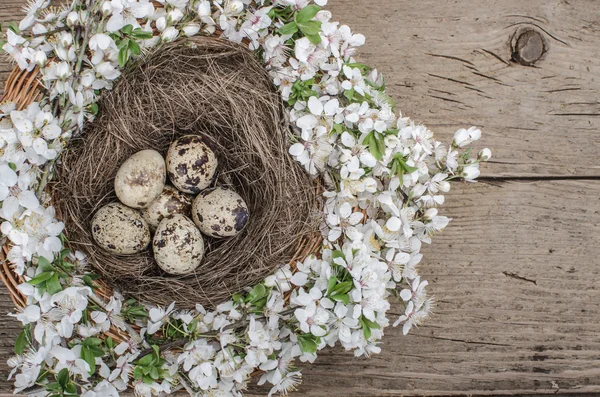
(129, 40), (141, 56)
(133, 366), (144, 380)
(37, 256), (53, 271)
(297, 20), (321, 36)
(7, 21), (20, 33)
(45, 382), (62, 392)
(295, 5), (320, 23)
(8, 162), (17, 171)
(305, 32), (322, 45)
(138, 354), (154, 366)
(149, 366), (159, 380)
(118, 45), (129, 67)
(121, 24), (133, 35)
(80, 346), (96, 375)
(15, 329), (27, 354)
(29, 271), (54, 285)
(247, 284), (267, 303)
(64, 383), (77, 394)
(331, 281), (353, 295)
(330, 293), (350, 305)
(46, 273), (62, 295)
(327, 276), (337, 295)
(278, 21), (298, 35)
(297, 334), (318, 354)
(57, 368), (69, 388)
(131, 29), (153, 39)
(105, 336), (115, 350)
(82, 337), (103, 347)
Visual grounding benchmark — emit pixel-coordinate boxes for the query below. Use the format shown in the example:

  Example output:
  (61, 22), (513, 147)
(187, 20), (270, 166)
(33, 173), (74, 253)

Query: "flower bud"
(423, 208), (438, 220)
(453, 126), (481, 148)
(34, 50), (47, 67)
(478, 148), (492, 161)
(66, 11), (79, 26)
(462, 164), (480, 180)
(182, 23), (201, 37)
(167, 8), (184, 24)
(101, 1), (112, 16)
(156, 16), (167, 31)
(161, 27), (179, 43)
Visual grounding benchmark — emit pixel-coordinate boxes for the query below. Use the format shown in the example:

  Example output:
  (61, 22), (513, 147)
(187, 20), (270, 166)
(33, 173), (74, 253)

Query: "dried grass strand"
(53, 37), (318, 308)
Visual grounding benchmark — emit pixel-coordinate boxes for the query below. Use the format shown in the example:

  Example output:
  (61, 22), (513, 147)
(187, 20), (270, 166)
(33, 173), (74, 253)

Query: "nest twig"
(53, 36), (318, 308)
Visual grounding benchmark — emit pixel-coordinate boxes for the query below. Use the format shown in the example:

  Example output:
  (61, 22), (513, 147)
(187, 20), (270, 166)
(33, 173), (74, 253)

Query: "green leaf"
(133, 366), (144, 380)
(132, 29), (153, 39)
(295, 5), (320, 23)
(118, 45), (129, 67)
(138, 353), (154, 366)
(362, 316), (381, 330)
(327, 276), (337, 295)
(232, 292), (244, 304)
(149, 366), (159, 380)
(105, 336), (115, 350)
(278, 21), (298, 35)
(82, 337), (103, 347)
(297, 20), (321, 36)
(64, 383), (77, 394)
(364, 131), (385, 161)
(121, 24), (133, 35)
(46, 273), (62, 295)
(59, 249), (71, 260)
(37, 256), (53, 271)
(330, 293), (350, 305)
(15, 329), (27, 355)
(247, 284), (267, 303)
(7, 21), (20, 33)
(343, 88), (355, 102)
(305, 32), (322, 45)
(8, 162), (17, 171)
(129, 40), (141, 56)
(297, 334), (318, 354)
(57, 368), (69, 388)
(331, 281), (353, 295)
(45, 382), (62, 391)
(29, 271), (54, 285)
(332, 250), (344, 260)
(80, 346), (96, 375)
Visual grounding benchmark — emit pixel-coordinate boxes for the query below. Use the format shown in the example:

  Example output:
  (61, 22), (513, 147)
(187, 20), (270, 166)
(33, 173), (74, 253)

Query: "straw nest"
(53, 36), (318, 308)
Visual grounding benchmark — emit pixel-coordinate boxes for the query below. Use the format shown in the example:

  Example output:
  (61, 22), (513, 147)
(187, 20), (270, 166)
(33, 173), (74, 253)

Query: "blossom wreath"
(0, 0), (491, 396)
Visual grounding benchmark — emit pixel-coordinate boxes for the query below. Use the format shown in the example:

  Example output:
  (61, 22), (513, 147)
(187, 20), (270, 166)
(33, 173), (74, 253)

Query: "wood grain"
(1, 0), (600, 396)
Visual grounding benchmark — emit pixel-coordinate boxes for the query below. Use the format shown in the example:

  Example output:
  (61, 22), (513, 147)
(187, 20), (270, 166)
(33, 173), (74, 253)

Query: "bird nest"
(52, 37), (318, 308)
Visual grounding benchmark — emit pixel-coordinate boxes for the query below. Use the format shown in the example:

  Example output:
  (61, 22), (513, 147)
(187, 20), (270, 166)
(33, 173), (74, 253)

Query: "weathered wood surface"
(1, 0), (600, 396)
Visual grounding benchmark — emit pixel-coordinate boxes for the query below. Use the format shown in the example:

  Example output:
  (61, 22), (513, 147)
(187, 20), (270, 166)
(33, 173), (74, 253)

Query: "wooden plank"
(248, 179), (600, 396)
(326, 0), (600, 178)
(2, 0), (599, 177)
(1, 180), (600, 395)
(1, 0), (600, 396)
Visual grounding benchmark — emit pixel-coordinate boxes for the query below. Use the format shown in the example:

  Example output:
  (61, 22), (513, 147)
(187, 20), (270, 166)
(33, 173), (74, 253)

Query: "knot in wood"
(512, 29), (546, 66)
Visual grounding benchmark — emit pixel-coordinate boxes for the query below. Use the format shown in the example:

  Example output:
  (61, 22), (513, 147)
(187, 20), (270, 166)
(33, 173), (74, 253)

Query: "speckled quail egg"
(114, 149), (166, 209)
(166, 135), (218, 194)
(152, 214), (205, 275)
(91, 203), (151, 255)
(140, 185), (193, 230)
(192, 187), (249, 238)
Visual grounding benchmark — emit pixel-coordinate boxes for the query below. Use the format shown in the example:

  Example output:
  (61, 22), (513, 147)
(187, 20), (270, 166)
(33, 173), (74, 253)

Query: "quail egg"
(141, 185), (193, 230)
(192, 187), (249, 238)
(166, 135), (218, 194)
(114, 149), (166, 209)
(153, 214), (205, 275)
(91, 203), (151, 255)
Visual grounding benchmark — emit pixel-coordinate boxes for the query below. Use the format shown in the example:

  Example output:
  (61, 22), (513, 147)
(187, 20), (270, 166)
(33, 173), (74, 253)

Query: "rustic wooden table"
(1, 0), (599, 396)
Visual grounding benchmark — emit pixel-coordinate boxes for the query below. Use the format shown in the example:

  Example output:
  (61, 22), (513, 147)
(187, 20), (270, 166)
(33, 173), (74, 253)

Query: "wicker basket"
(0, 62), (323, 347)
